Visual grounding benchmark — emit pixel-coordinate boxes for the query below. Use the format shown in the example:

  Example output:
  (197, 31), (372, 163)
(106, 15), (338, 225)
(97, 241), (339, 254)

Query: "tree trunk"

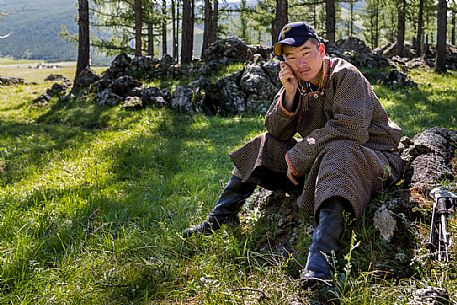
(135, 0), (142, 58)
(148, 23), (154, 57)
(325, 0), (335, 42)
(272, 0), (288, 44)
(396, 0), (405, 57)
(171, 0), (178, 60)
(181, 0), (193, 64)
(175, 0), (180, 60)
(75, 0), (90, 79)
(416, 0), (424, 57)
(435, 0), (447, 73)
(349, 0), (354, 37)
(162, 0), (167, 56)
(452, 10), (456, 46)
(202, 0), (213, 57)
(209, 0), (218, 44)
(240, 0), (248, 42)
(375, 0), (379, 48)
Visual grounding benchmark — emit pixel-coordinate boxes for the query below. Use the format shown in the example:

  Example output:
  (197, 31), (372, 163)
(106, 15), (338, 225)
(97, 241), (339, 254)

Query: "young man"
(183, 21), (404, 287)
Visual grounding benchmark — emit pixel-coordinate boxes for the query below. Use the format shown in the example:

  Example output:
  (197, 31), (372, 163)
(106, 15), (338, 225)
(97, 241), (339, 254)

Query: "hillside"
(0, 0), (77, 61)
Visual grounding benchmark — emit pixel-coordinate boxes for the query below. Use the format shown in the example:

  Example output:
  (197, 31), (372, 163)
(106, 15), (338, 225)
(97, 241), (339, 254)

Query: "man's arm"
(264, 87), (301, 141)
(285, 67), (374, 177)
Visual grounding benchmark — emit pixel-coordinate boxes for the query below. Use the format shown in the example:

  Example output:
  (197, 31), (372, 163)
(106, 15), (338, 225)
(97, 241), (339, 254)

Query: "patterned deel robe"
(229, 57), (404, 218)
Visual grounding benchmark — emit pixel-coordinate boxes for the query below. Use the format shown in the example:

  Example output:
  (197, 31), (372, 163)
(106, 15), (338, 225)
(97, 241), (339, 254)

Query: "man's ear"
(319, 43), (326, 57)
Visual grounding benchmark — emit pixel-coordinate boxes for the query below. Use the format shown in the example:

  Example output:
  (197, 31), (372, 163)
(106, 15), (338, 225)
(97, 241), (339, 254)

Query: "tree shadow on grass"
(0, 120), (94, 186)
(375, 85), (457, 137)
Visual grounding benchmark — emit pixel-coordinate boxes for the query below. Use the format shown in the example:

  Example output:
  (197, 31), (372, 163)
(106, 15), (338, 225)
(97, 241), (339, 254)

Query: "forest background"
(0, 0), (456, 69)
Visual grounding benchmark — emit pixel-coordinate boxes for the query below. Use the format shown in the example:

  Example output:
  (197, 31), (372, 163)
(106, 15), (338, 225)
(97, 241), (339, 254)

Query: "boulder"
(72, 68), (101, 95)
(216, 71), (246, 114)
(129, 56), (159, 80)
(31, 93), (51, 107)
(111, 75), (142, 97)
(378, 69), (417, 88)
(101, 53), (132, 81)
(240, 63), (278, 113)
(171, 86), (194, 113)
(327, 38), (390, 69)
(201, 37), (251, 62)
(122, 96), (143, 110)
(94, 88), (123, 106)
(140, 86), (170, 107)
(400, 127), (456, 192)
(44, 74), (69, 82)
(409, 287), (450, 305)
(0, 76), (26, 86)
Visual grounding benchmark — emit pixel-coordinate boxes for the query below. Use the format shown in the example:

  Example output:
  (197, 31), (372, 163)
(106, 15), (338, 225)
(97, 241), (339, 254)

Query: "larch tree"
(325, 0), (336, 42)
(435, 0), (447, 73)
(272, 0), (288, 44)
(75, 0), (90, 79)
(396, 0), (406, 57)
(135, 0), (143, 58)
(181, 0), (194, 64)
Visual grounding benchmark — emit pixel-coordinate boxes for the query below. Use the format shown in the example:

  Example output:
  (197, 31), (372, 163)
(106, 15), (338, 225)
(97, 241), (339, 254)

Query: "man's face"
(282, 39), (325, 83)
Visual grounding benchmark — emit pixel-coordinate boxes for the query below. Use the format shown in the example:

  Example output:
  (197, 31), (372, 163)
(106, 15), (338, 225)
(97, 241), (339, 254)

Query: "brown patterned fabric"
(229, 58), (404, 218)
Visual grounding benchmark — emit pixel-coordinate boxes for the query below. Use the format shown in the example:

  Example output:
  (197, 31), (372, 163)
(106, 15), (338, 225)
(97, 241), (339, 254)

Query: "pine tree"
(75, 0), (90, 78)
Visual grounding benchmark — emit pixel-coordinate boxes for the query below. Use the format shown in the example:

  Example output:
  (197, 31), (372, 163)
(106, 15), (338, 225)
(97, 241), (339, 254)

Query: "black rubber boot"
(183, 176), (256, 237)
(301, 197), (347, 289)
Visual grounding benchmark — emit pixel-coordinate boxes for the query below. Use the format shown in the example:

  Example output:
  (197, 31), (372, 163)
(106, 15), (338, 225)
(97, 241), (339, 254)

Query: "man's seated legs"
(301, 196), (350, 288)
(183, 166), (303, 237)
(182, 175), (256, 237)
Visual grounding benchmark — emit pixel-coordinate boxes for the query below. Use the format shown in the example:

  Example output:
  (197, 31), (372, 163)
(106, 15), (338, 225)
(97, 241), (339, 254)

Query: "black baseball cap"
(273, 21), (320, 56)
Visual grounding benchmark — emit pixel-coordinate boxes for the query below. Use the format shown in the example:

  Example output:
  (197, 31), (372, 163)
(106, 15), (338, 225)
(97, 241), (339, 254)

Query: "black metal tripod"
(427, 187), (457, 262)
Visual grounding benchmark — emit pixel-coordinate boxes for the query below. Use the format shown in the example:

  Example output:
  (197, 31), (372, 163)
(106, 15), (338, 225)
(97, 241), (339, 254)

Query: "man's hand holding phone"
(278, 61), (298, 112)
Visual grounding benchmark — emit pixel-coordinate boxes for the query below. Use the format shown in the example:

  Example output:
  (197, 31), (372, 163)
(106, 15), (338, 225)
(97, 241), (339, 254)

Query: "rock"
(405, 58), (433, 69)
(0, 76), (26, 86)
(327, 38), (389, 68)
(373, 42), (415, 59)
(102, 53), (132, 81)
(336, 37), (371, 54)
(129, 56), (159, 80)
(140, 86), (170, 107)
(94, 88), (123, 106)
(261, 61), (281, 86)
(44, 74), (69, 82)
(379, 69), (417, 88)
(171, 86), (194, 113)
(373, 205), (397, 242)
(111, 75), (142, 97)
(217, 71), (246, 114)
(31, 93), (51, 107)
(160, 54), (176, 70)
(47, 82), (71, 97)
(72, 68), (101, 95)
(122, 96), (143, 110)
(32, 81), (71, 106)
(201, 37), (252, 62)
(409, 287), (450, 305)
(240, 63), (278, 113)
(401, 127), (457, 192)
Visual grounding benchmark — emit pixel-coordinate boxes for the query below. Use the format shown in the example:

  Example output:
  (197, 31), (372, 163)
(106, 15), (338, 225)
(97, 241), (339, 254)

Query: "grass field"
(0, 66), (456, 304)
(0, 61), (107, 83)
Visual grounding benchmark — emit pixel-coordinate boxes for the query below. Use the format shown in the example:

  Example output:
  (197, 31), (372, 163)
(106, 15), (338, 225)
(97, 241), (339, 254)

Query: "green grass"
(0, 57), (43, 65)
(0, 68), (455, 304)
(0, 60), (107, 84)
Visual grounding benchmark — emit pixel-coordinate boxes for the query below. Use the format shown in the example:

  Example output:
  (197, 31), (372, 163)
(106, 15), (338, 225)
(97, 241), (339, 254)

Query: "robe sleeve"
(285, 67), (374, 177)
(264, 87), (301, 141)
